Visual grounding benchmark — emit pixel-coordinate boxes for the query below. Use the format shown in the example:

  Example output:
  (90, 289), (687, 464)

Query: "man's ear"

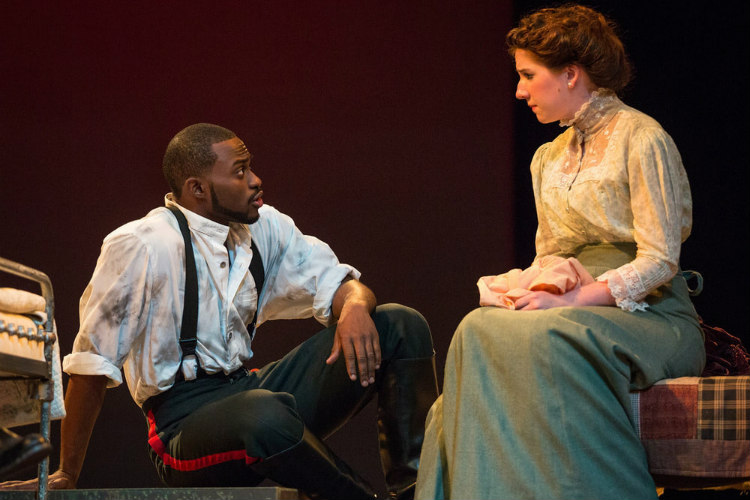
(184, 177), (208, 200)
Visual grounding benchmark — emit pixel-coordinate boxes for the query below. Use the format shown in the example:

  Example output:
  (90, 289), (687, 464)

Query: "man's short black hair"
(162, 123), (237, 197)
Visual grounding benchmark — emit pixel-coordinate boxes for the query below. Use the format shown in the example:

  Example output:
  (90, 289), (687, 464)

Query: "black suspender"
(167, 206), (265, 367)
(247, 237), (265, 335)
(168, 206), (199, 360)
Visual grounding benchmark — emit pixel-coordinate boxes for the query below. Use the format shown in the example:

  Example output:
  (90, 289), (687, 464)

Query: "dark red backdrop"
(1, 1), (748, 496)
(1, 1), (514, 493)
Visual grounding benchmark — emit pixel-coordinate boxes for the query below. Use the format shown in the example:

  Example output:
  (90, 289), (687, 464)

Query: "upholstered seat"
(631, 375), (750, 493)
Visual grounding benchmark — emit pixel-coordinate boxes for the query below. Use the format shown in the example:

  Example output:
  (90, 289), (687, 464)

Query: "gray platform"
(0, 487), (299, 500)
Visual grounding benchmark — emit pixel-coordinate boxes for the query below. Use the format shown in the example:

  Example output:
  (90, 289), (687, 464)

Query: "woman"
(415, 5), (705, 500)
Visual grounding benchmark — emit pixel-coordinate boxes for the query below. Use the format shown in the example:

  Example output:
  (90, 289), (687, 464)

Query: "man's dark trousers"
(143, 303), (436, 498)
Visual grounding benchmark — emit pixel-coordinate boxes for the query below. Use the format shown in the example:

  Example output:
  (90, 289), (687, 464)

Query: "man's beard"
(209, 184), (260, 224)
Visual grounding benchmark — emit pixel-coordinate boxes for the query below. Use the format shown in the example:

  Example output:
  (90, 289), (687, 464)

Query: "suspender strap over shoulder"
(168, 206), (199, 358)
(248, 237), (265, 334)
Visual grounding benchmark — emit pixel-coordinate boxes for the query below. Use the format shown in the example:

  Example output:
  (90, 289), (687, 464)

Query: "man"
(5, 123), (437, 500)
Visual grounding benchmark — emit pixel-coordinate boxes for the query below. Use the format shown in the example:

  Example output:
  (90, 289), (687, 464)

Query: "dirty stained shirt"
(63, 197), (359, 406)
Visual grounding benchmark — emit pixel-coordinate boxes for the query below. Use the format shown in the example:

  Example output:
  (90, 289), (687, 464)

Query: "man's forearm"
(331, 278), (376, 321)
(59, 374), (108, 484)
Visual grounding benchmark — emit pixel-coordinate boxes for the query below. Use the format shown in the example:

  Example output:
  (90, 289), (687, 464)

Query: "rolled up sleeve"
(255, 207), (360, 326)
(63, 231), (152, 387)
(62, 351), (123, 387)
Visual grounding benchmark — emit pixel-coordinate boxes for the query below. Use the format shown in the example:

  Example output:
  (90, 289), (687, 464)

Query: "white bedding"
(0, 288), (66, 427)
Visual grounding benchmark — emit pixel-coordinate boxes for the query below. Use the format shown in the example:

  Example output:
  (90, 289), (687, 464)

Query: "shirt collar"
(164, 193), (230, 243)
(163, 194), (256, 252)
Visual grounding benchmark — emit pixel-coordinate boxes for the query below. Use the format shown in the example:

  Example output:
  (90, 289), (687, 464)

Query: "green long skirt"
(415, 244), (705, 500)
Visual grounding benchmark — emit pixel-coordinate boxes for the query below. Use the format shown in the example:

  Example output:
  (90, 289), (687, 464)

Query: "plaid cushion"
(631, 376), (750, 484)
(698, 376), (749, 440)
(638, 379), (698, 439)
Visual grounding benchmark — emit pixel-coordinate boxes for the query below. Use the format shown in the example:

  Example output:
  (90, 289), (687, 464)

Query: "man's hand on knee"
(328, 279), (380, 386)
(327, 302), (381, 386)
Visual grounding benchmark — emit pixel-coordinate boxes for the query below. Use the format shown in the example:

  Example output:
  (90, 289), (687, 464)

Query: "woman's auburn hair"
(506, 4), (632, 92)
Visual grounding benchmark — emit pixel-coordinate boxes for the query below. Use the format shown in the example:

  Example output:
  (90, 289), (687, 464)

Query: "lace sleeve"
(597, 125), (691, 311)
(597, 267), (648, 312)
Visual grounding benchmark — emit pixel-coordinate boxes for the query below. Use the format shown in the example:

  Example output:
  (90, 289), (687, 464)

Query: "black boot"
(0, 427), (52, 481)
(253, 427), (377, 500)
(377, 356), (439, 500)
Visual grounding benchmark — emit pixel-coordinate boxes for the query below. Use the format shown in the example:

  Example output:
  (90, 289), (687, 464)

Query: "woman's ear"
(565, 65), (577, 89)
(565, 64), (590, 91)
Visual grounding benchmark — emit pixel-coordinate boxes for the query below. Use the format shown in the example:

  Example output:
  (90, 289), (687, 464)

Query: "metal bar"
(36, 400), (51, 500)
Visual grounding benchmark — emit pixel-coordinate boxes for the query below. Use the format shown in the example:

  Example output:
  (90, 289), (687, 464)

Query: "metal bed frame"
(0, 256), (56, 500)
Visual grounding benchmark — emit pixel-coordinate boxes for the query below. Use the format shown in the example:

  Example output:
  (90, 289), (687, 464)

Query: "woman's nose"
(515, 82), (528, 100)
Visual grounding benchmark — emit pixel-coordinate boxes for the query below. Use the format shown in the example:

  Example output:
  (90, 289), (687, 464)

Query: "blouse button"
(220, 261), (227, 269)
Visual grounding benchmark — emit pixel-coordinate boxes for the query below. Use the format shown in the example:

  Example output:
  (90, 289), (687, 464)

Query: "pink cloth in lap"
(477, 255), (595, 309)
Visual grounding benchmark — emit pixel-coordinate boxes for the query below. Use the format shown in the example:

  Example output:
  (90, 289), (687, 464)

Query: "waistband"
(142, 367), (249, 416)
(572, 242), (637, 278)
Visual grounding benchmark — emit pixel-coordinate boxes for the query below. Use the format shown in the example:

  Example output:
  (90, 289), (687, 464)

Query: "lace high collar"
(560, 89), (622, 142)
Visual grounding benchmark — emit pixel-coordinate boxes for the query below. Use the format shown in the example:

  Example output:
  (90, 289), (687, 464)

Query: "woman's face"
(514, 49), (576, 124)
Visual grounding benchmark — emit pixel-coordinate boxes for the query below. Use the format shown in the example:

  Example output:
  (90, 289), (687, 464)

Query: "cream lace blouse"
(531, 90), (692, 311)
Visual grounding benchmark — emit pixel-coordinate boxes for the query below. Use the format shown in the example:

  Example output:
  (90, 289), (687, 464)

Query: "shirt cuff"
(597, 269), (649, 312)
(62, 351), (123, 388)
(312, 264), (361, 324)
